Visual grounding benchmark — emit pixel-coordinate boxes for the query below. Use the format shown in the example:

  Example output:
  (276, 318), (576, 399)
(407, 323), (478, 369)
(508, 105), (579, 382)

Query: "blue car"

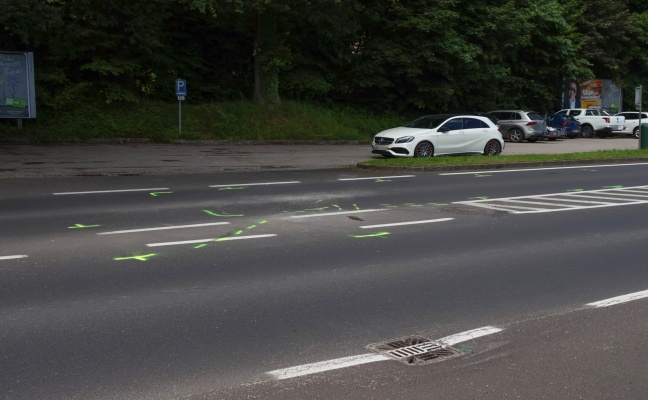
(544, 113), (581, 138)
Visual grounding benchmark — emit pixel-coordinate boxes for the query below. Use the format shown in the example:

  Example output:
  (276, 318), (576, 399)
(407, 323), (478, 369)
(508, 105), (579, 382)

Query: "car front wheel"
(483, 140), (502, 156)
(414, 141), (433, 157)
(509, 129), (523, 142)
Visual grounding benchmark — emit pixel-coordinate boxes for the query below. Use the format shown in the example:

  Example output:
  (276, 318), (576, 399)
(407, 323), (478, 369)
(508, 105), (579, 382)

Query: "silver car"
(487, 110), (547, 142)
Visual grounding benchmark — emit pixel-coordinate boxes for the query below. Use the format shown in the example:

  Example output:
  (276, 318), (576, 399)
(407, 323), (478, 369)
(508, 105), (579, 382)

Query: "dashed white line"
(146, 234), (277, 247)
(0, 255), (28, 261)
(440, 162), (648, 175)
(587, 289), (648, 308)
(289, 209), (387, 219)
(53, 188), (170, 195)
(360, 218), (454, 229)
(209, 181), (300, 188)
(97, 222), (231, 235)
(338, 175), (415, 181)
(266, 326), (502, 380)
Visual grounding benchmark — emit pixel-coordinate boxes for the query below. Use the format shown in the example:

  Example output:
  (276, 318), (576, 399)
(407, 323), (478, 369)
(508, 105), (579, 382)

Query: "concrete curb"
(356, 157), (648, 172)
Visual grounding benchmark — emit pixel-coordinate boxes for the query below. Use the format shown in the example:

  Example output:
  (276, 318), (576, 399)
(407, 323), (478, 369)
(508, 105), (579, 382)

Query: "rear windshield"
(526, 112), (543, 120)
(404, 116), (446, 129)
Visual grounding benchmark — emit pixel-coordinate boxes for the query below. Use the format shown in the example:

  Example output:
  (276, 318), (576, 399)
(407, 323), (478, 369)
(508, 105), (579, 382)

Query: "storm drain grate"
(366, 335), (463, 365)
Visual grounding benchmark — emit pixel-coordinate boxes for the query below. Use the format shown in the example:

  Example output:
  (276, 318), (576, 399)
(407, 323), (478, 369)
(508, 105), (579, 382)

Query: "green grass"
(364, 149), (648, 166)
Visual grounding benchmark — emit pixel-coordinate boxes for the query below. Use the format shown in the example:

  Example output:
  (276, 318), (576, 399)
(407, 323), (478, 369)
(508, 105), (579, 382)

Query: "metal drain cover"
(366, 335), (463, 365)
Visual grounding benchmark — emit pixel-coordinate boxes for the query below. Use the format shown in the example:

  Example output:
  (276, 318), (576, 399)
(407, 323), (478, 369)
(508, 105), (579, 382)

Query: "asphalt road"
(2, 160), (648, 399)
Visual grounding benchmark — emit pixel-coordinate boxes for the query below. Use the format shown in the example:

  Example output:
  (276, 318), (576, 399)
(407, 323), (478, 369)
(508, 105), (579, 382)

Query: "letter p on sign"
(175, 79), (187, 96)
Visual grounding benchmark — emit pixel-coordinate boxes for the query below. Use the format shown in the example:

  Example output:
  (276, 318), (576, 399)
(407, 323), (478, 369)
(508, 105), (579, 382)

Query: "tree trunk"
(253, 10), (281, 109)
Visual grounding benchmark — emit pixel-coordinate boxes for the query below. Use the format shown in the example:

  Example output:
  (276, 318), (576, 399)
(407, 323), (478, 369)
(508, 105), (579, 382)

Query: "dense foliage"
(1, 0), (646, 119)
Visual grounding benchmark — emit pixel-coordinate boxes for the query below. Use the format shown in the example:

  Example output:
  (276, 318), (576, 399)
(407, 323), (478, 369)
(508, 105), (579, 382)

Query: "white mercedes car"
(372, 114), (504, 158)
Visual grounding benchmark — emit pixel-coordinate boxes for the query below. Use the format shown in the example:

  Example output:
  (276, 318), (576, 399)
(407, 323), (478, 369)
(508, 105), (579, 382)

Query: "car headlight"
(395, 136), (415, 143)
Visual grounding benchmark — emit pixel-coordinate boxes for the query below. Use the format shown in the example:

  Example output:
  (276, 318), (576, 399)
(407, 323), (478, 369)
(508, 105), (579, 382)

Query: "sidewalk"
(0, 138), (641, 178)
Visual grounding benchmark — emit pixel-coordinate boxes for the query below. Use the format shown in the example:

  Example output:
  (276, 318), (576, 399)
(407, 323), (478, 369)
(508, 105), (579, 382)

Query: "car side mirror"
(438, 127), (450, 133)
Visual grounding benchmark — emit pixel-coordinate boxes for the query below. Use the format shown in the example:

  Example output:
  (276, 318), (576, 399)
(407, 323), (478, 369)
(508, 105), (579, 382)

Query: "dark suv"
(487, 110), (547, 142)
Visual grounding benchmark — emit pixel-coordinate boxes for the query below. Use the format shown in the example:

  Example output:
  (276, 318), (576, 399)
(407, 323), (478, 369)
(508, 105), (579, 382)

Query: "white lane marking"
(0, 255), (28, 261)
(438, 326), (503, 346)
(289, 209), (387, 219)
(266, 326), (502, 380)
(146, 234), (277, 247)
(360, 218), (454, 229)
(440, 162), (648, 175)
(497, 199), (580, 208)
(97, 222), (231, 235)
(538, 197), (615, 205)
(209, 181), (300, 188)
(266, 354), (390, 380)
(338, 175), (415, 181)
(587, 289), (648, 308)
(53, 188), (169, 195)
(563, 193), (646, 202)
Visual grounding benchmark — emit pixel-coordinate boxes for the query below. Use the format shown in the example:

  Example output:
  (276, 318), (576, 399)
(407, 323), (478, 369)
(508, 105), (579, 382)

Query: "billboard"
(562, 78), (622, 113)
(0, 52), (36, 118)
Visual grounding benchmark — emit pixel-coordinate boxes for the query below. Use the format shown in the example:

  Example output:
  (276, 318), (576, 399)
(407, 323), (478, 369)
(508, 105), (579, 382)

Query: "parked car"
(486, 110), (547, 142)
(371, 114), (504, 158)
(543, 126), (566, 140)
(543, 113), (581, 138)
(614, 112), (648, 138)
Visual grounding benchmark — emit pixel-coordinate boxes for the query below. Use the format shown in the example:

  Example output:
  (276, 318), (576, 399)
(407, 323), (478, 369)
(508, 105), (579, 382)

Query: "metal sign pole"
(638, 86), (643, 150)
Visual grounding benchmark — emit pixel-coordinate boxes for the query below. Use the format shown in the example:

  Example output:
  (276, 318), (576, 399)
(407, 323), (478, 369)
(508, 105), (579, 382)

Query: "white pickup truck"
(556, 109), (625, 138)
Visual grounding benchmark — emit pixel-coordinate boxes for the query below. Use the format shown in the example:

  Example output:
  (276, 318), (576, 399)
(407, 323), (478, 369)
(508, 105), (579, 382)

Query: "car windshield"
(404, 116), (446, 129)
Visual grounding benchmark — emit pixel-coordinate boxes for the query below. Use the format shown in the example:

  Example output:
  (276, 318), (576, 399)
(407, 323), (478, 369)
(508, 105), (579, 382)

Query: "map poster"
(0, 52), (37, 118)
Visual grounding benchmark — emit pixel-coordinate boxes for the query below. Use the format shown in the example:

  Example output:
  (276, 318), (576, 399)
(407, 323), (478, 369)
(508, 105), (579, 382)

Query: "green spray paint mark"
(150, 192), (174, 197)
(246, 225), (257, 229)
(603, 185), (623, 188)
(380, 204), (398, 208)
(194, 244), (209, 249)
(68, 224), (101, 229)
(428, 203), (448, 206)
(474, 174), (492, 178)
(114, 253), (157, 261)
(470, 196), (489, 200)
(233, 230), (244, 235)
(352, 204), (360, 210)
(350, 232), (390, 239)
(567, 189), (584, 192)
(375, 179), (392, 182)
(332, 204), (342, 211)
(202, 210), (244, 217)
(219, 187), (246, 190)
(258, 220), (267, 225)
(404, 203), (423, 207)
(305, 207), (330, 211)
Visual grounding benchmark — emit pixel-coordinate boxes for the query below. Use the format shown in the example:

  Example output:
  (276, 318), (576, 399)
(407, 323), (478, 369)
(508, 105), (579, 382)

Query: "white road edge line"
(360, 218), (454, 229)
(209, 181), (300, 188)
(266, 326), (502, 380)
(440, 162), (648, 175)
(586, 289), (648, 308)
(338, 175), (415, 181)
(53, 188), (170, 195)
(290, 209), (387, 218)
(97, 222), (231, 235)
(146, 234), (277, 247)
(0, 255), (28, 261)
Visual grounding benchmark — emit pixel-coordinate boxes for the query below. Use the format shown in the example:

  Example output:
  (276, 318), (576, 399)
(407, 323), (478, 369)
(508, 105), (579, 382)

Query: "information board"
(0, 52), (36, 118)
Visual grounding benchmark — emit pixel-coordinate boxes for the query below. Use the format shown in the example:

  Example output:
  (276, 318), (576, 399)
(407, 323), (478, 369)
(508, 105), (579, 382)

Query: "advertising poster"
(0, 52), (37, 118)
(562, 78), (622, 113)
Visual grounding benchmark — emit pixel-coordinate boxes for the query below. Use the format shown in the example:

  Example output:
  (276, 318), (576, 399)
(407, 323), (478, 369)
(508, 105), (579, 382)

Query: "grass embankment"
(2, 99), (648, 164)
(364, 149), (648, 167)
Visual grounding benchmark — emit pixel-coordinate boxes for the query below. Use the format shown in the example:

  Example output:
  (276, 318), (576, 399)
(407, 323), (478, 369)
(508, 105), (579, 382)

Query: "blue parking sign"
(175, 79), (187, 96)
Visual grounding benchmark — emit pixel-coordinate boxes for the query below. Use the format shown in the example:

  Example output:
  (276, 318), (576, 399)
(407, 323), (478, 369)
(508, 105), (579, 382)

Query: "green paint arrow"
(68, 224), (101, 229)
(114, 253), (157, 261)
(350, 232), (390, 238)
(603, 185), (623, 188)
(150, 191), (173, 197)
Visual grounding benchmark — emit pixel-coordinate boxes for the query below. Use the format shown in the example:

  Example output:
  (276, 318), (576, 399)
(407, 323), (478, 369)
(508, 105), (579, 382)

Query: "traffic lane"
(189, 298), (648, 400)
(3, 205), (648, 399)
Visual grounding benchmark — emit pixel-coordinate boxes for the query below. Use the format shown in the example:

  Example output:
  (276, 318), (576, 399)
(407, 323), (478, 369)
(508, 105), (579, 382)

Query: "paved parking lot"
(0, 137), (642, 178)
